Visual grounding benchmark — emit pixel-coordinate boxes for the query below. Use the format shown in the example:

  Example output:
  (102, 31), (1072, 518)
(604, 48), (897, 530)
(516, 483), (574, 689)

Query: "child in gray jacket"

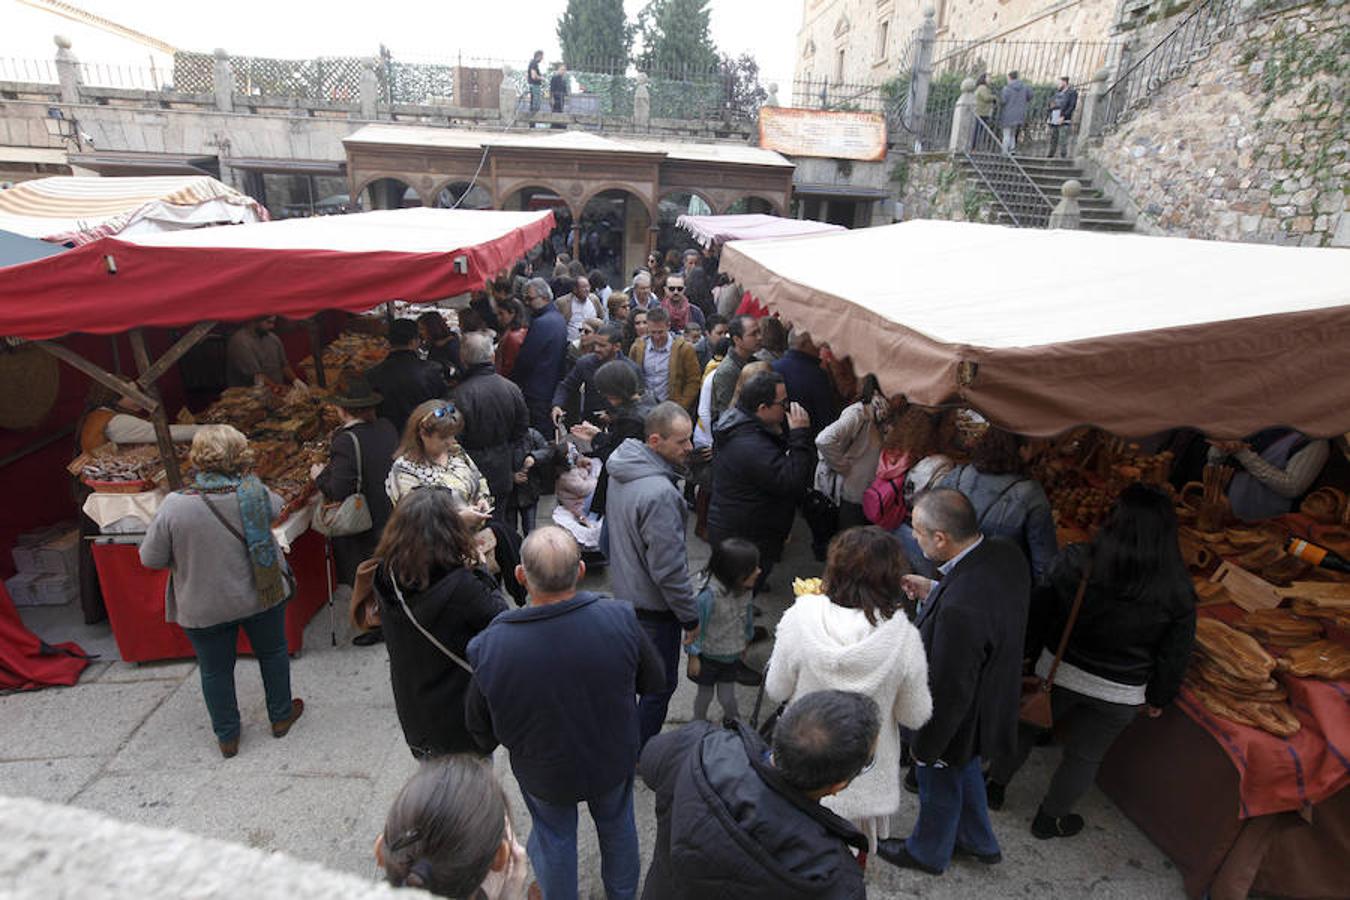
(686, 537), (761, 722)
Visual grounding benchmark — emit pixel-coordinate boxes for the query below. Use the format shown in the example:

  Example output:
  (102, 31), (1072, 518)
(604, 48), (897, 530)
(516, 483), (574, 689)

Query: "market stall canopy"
(0, 175), (267, 245)
(676, 213), (845, 248)
(719, 220), (1350, 439)
(0, 229), (66, 267)
(0, 208), (555, 340)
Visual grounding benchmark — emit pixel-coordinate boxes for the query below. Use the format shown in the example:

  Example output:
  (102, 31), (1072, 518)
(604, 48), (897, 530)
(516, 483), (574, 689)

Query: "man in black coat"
(452, 332), (529, 526)
(549, 323), (638, 426)
(366, 318), (446, 433)
(707, 371), (816, 583)
(771, 330), (840, 437)
(878, 488), (1030, 874)
(639, 690), (875, 900)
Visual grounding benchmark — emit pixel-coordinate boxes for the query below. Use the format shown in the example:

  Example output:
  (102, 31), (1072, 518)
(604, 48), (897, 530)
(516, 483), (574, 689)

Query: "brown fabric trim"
(722, 246), (1350, 439)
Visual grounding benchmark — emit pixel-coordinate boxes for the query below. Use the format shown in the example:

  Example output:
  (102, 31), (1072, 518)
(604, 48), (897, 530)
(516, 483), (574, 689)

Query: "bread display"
(1276, 641), (1350, 681)
(1187, 681), (1301, 737)
(1195, 618), (1277, 681)
(1234, 608), (1325, 648)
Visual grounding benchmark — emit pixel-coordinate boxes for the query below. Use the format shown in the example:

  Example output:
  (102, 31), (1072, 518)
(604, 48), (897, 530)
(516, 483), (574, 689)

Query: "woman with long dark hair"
(375, 488), (508, 759)
(985, 482), (1196, 839)
(570, 359), (653, 515)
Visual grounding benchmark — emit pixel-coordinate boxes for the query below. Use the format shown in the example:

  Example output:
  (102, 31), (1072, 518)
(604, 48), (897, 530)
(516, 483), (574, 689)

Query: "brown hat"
(331, 373), (382, 409)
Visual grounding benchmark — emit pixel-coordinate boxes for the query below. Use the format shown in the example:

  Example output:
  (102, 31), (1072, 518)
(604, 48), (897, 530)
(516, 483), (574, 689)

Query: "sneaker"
(985, 777), (1006, 811)
(903, 766), (918, 795)
(1031, 808), (1084, 839)
(272, 698), (305, 739)
(875, 839), (941, 875)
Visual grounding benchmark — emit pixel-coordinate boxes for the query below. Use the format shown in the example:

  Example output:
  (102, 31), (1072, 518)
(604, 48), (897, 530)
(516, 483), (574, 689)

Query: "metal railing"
(1101, 0), (1237, 133)
(76, 60), (169, 91)
(961, 116), (1054, 227)
(0, 57), (58, 83)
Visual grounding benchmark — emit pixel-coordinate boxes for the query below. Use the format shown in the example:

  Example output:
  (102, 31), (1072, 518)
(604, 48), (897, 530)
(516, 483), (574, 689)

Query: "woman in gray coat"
(140, 425), (303, 759)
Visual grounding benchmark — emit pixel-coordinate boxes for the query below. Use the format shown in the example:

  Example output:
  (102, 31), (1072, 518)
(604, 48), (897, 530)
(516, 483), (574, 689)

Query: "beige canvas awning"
(719, 220), (1350, 439)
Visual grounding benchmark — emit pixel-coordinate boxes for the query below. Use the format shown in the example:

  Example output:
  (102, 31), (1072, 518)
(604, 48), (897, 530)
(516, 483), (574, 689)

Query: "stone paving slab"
(3, 504), (1187, 898)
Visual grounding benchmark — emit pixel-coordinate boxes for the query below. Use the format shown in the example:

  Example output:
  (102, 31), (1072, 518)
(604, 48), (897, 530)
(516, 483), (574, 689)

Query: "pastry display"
(1194, 617), (1277, 682)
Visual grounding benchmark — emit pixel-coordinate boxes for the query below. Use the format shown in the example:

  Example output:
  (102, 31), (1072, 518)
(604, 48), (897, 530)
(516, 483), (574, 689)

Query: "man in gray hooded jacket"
(605, 401), (699, 748)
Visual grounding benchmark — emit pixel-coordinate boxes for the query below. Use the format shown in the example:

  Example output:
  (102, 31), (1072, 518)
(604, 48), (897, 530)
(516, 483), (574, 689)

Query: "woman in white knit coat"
(766, 526), (932, 854)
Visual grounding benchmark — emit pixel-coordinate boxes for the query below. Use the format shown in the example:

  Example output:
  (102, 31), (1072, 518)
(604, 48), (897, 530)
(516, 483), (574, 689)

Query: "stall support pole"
(128, 329), (183, 490)
(306, 319), (327, 388)
(32, 340), (158, 412)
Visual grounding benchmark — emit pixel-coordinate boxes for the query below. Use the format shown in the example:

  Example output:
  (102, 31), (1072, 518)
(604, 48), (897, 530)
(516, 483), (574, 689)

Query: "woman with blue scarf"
(141, 425), (303, 759)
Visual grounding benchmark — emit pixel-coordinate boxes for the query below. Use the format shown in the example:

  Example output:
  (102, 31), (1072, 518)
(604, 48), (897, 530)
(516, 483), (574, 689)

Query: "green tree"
(635, 0), (718, 78)
(556, 0), (632, 72)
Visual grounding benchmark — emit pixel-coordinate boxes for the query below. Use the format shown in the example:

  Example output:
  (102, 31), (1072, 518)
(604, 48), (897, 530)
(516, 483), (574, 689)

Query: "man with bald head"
(877, 488), (1030, 875)
(466, 526), (665, 899)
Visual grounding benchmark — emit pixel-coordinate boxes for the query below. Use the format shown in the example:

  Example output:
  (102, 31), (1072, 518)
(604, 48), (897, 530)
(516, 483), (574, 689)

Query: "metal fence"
(76, 60), (169, 91)
(1101, 0), (1237, 133)
(0, 57), (58, 84)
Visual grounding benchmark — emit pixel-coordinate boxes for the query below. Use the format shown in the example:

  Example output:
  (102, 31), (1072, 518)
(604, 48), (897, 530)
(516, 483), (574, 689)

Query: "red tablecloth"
(1184, 605), (1350, 819)
(91, 530), (329, 663)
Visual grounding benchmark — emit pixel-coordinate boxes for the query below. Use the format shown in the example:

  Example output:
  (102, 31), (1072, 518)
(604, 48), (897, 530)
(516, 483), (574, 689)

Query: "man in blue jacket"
(771, 330), (840, 437)
(466, 526), (665, 900)
(512, 277), (569, 436)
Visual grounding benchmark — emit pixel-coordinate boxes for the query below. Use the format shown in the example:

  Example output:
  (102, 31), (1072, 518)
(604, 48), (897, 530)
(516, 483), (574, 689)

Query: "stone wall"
(0, 795), (405, 899)
(898, 152), (997, 222)
(1089, 0), (1349, 246)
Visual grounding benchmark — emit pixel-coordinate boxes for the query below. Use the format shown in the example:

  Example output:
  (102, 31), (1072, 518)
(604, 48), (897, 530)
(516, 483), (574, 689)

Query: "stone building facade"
(1089, 0), (1348, 246)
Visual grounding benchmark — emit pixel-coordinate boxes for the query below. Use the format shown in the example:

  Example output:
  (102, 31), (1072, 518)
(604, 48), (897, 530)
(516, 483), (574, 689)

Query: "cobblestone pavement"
(1, 501), (1185, 897)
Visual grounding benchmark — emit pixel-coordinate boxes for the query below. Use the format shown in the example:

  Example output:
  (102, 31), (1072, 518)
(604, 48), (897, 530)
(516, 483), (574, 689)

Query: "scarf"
(662, 296), (690, 331)
(194, 472), (288, 608)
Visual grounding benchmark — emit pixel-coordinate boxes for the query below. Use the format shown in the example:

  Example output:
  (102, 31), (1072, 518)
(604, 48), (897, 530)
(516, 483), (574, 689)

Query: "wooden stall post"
(128, 329), (183, 489)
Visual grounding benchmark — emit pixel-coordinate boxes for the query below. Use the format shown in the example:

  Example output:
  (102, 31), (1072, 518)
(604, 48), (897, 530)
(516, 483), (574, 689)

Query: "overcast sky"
(3, 0), (800, 85)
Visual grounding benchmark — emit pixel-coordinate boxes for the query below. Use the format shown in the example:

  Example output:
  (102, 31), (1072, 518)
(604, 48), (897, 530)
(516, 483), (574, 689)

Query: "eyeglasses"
(667, 285), (685, 293)
(580, 326), (594, 334)
(420, 403), (456, 428)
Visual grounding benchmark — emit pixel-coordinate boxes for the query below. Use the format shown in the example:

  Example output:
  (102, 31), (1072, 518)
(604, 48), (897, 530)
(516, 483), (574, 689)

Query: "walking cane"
(323, 536), (336, 647)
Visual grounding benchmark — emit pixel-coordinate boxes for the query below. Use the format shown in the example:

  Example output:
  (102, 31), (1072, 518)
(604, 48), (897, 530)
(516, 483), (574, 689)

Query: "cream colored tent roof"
(720, 220), (1350, 438)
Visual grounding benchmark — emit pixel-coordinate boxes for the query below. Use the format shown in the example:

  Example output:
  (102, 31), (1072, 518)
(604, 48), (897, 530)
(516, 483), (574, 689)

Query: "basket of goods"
(78, 445), (165, 493)
(1184, 618), (1300, 737)
(1180, 464), (1234, 533)
(1300, 487), (1346, 525)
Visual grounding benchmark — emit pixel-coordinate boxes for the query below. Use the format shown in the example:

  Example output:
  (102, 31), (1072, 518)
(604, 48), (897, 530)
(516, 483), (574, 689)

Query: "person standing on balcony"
(999, 70), (1034, 154)
(1047, 77), (1079, 159)
(527, 50), (545, 113)
(973, 73), (997, 150)
(549, 62), (569, 114)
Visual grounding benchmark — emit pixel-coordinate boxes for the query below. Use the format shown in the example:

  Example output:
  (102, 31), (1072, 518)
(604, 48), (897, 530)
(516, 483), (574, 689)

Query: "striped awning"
(0, 175), (267, 244)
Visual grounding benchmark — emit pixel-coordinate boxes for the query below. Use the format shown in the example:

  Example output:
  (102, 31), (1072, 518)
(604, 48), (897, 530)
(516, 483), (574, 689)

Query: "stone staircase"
(957, 155), (1134, 232)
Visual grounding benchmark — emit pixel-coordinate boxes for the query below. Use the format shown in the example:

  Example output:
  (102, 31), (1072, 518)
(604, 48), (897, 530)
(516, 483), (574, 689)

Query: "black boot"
(1031, 808), (1084, 839)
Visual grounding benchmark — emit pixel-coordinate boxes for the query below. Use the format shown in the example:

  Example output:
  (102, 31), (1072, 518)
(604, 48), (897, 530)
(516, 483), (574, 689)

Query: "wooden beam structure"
(127, 329), (183, 489)
(133, 321), (216, 390)
(32, 339), (159, 412)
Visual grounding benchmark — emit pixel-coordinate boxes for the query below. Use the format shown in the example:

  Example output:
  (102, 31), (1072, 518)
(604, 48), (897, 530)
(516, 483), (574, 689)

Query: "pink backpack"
(862, 451), (915, 531)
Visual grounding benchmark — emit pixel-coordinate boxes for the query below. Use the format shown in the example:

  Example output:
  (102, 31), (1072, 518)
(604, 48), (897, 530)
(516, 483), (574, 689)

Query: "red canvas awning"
(0, 208), (555, 340)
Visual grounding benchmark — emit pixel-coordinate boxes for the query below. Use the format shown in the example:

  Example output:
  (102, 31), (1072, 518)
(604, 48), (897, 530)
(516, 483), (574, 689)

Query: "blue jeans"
(906, 757), (1001, 872)
(183, 601), (292, 743)
(522, 776), (639, 900)
(637, 616), (681, 749)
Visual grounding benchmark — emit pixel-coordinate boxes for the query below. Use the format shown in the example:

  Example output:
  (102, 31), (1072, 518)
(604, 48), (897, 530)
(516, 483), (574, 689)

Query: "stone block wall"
(1090, 0), (1349, 246)
(899, 152), (997, 223)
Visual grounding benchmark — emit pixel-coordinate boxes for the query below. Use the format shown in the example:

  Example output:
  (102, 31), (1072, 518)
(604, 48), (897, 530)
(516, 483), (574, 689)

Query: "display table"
(1098, 643), (1350, 900)
(90, 528), (330, 663)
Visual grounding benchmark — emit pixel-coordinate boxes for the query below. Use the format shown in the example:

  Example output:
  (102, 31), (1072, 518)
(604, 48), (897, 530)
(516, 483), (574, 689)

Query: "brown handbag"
(1019, 564), (1091, 730)
(348, 557), (382, 632)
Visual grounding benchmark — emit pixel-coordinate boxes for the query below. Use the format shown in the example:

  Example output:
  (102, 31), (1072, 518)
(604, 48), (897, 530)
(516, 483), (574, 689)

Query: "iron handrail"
(1101, 0), (1235, 131)
(963, 115), (1055, 227)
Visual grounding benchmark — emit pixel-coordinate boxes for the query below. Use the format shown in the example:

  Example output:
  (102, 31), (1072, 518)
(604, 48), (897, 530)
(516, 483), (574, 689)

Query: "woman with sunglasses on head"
(377, 755), (530, 899)
(386, 400), (496, 563)
(375, 487), (508, 760)
(765, 526), (933, 857)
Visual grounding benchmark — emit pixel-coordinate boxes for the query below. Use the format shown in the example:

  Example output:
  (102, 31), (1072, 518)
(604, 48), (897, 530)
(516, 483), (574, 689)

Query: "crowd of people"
(136, 242), (1345, 899)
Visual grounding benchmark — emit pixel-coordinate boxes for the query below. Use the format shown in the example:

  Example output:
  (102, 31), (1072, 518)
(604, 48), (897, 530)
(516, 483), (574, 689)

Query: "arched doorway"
(433, 181), (493, 210)
(578, 189), (653, 293)
(501, 185), (573, 266)
(657, 191), (714, 260)
(359, 177), (422, 211)
(724, 195), (777, 215)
